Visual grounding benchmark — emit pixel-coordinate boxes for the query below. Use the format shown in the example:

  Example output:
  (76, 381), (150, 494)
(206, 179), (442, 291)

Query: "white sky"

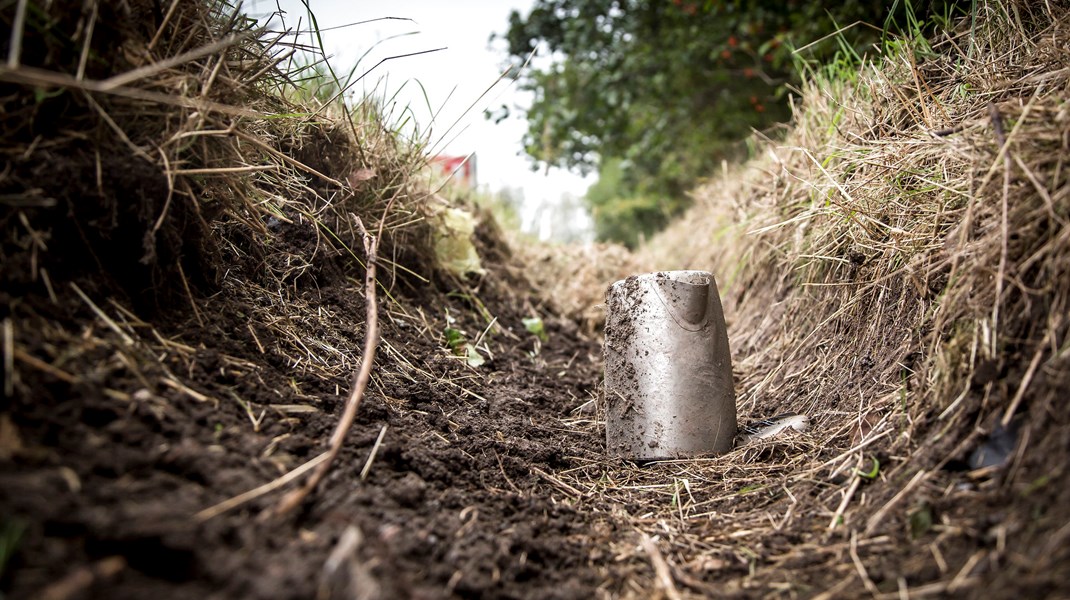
(251, 0), (596, 237)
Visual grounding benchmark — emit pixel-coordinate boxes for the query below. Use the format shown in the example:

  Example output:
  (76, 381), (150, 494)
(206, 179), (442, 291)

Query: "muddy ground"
(0, 205), (630, 599)
(1, 143), (1068, 599)
(5, 205), (1066, 600)
(3, 158), (1070, 600)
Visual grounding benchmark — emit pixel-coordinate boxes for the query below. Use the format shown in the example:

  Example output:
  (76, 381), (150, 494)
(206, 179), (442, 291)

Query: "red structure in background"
(430, 154), (477, 189)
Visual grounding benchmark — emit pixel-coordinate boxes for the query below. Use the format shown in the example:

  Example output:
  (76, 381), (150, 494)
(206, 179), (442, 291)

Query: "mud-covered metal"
(604, 271), (736, 460)
(737, 413), (810, 445)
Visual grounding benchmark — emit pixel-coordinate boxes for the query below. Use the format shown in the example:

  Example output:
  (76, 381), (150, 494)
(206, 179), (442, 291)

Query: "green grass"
(0, 517), (25, 583)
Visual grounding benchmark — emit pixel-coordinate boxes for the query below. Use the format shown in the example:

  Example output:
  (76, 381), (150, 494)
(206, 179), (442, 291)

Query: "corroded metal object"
(604, 271), (736, 460)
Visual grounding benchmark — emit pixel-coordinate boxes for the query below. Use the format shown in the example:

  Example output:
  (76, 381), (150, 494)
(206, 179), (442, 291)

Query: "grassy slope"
(605, 0), (1069, 595)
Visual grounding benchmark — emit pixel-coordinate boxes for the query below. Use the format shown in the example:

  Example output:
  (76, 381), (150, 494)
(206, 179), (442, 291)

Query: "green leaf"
(857, 457), (880, 479)
(444, 327), (485, 368)
(909, 504), (933, 539)
(33, 87), (64, 104)
(444, 327), (465, 351)
(522, 317), (548, 342)
(464, 344), (486, 368)
(1022, 475), (1050, 497)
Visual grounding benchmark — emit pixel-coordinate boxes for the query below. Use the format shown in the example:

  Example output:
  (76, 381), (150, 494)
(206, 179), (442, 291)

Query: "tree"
(498, 0), (966, 246)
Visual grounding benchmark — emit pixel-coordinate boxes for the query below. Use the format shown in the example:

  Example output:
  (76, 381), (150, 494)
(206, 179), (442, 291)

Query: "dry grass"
(0, 0), (450, 395)
(542, 1), (1070, 596)
(517, 240), (640, 333)
(0, 0), (440, 293)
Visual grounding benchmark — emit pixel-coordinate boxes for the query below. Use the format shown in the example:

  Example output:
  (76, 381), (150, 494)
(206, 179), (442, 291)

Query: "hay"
(518, 240), (640, 334)
(1, 0), (463, 561)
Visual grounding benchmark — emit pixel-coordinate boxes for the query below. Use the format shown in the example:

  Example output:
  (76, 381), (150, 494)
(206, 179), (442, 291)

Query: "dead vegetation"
(0, 0), (437, 308)
(1, 0), (1068, 598)
(583, 0), (1070, 596)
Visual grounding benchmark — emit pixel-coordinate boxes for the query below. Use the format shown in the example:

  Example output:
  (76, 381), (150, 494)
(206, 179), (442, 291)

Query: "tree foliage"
(499, 0), (966, 246)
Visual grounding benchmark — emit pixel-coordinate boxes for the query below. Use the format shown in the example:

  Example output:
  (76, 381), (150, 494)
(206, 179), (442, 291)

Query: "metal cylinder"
(604, 270), (736, 460)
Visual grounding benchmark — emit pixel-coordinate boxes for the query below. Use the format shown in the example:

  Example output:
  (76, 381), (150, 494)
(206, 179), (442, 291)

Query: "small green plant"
(443, 312), (486, 368)
(857, 457), (881, 479)
(909, 503), (933, 539)
(1022, 475), (1050, 497)
(522, 317), (548, 342)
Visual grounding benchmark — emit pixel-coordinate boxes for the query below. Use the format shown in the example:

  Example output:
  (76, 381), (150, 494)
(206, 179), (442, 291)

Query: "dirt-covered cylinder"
(604, 271), (736, 460)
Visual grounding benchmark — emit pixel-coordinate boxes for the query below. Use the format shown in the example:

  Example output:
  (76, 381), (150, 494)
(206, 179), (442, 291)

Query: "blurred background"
(254, 0), (965, 246)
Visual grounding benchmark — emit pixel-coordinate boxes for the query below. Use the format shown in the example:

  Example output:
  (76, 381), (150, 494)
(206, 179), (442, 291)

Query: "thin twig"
(640, 533), (682, 600)
(38, 556), (126, 600)
(0, 65), (260, 117)
(151, 146), (175, 235)
(83, 93), (154, 162)
(100, 34), (247, 90)
(172, 165), (278, 175)
(947, 550), (985, 592)
(987, 102), (1006, 149)
(990, 101), (1010, 358)
(1002, 330), (1051, 426)
(234, 131), (344, 187)
(311, 47), (447, 119)
(494, 450), (522, 494)
(176, 261), (204, 328)
(6, 0), (28, 68)
(828, 474), (861, 530)
(148, 0), (181, 51)
(359, 424), (388, 480)
(2, 319), (13, 397)
(76, 1), (99, 81)
(850, 530), (881, 598)
(13, 347), (79, 385)
(532, 466), (584, 499)
(195, 451), (329, 521)
(865, 470), (928, 535)
(273, 218), (380, 516)
(70, 282), (134, 346)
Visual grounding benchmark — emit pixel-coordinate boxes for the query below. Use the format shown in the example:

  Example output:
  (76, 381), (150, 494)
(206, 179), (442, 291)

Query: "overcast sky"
(251, 0), (595, 237)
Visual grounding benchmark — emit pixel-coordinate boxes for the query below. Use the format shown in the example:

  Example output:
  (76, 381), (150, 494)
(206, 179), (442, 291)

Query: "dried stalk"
(273, 218), (380, 516)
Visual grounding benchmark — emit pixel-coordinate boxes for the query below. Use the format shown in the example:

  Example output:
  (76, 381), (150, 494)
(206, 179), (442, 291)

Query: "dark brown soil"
(0, 219), (610, 599)
(0, 3), (625, 593)
(2, 149), (1068, 599)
